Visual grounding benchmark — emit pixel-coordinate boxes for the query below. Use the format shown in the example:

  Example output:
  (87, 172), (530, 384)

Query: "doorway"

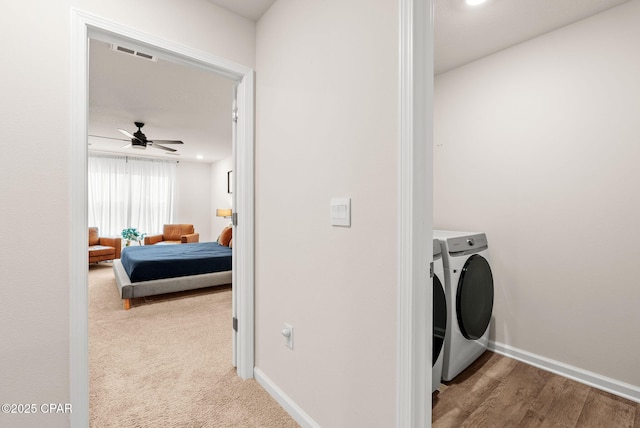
(71, 10), (255, 426)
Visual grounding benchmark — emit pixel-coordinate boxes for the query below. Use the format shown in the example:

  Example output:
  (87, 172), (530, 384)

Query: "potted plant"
(121, 227), (145, 246)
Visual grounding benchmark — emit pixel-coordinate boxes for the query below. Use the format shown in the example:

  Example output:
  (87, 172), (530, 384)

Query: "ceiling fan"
(90, 122), (184, 153)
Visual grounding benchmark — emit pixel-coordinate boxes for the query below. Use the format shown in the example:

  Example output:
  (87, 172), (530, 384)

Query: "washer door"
(456, 255), (494, 340)
(433, 274), (447, 366)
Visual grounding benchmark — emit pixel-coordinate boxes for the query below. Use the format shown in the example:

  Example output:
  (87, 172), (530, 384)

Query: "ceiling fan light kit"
(129, 122), (148, 149)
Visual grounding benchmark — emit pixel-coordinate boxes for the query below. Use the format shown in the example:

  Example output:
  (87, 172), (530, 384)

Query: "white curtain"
(88, 154), (176, 237)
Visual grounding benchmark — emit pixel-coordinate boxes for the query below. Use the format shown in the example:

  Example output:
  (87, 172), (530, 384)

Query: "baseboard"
(488, 341), (640, 403)
(254, 368), (322, 428)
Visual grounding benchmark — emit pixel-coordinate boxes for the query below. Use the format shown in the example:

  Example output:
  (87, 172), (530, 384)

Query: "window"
(88, 154), (176, 237)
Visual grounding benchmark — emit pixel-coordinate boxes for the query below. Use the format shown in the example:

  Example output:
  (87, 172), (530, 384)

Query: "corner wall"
(211, 157), (233, 238)
(255, 0), (400, 426)
(434, 1), (640, 388)
(175, 161), (213, 242)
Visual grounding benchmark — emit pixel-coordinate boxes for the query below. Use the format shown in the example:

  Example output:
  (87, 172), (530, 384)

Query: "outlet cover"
(282, 323), (293, 350)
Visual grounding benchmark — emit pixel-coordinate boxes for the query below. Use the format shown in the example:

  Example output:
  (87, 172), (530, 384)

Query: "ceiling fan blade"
(121, 143), (132, 149)
(148, 139), (184, 145)
(89, 134), (130, 142)
(150, 142), (177, 152)
(118, 128), (144, 143)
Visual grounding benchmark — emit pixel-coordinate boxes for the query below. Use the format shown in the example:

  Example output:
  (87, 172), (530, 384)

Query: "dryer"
(433, 230), (494, 382)
(432, 239), (447, 393)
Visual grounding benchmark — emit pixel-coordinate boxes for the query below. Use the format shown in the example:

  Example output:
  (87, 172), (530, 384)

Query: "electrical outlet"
(281, 323), (293, 350)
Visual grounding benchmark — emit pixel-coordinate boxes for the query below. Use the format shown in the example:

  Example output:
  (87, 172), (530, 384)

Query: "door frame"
(70, 9), (255, 427)
(398, 0), (433, 426)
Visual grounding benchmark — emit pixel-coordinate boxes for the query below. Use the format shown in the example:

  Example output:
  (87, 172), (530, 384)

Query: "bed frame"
(113, 259), (232, 310)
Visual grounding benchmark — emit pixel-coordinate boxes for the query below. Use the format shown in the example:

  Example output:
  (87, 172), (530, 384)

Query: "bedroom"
(85, 35), (246, 423)
(87, 38), (234, 244)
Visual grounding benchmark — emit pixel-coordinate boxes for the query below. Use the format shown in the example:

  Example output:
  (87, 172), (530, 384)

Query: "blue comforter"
(120, 242), (232, 283)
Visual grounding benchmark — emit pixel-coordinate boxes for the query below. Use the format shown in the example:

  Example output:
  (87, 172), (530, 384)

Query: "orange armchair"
(144, 224), (199, 245)
(88, 227), (121, 263)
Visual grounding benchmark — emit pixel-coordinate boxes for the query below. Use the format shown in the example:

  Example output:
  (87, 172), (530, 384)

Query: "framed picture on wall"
(227, 170), (233, 194)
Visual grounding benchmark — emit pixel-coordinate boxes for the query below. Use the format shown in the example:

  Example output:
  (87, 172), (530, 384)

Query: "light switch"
(330, 197), (351, 227)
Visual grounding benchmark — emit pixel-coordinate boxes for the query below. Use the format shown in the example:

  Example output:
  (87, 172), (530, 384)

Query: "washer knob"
(467, 238), (474, 246)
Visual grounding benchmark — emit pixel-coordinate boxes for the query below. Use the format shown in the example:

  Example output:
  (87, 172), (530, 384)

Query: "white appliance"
(433, 230), (494, 381)
(432, 239), (447, 393)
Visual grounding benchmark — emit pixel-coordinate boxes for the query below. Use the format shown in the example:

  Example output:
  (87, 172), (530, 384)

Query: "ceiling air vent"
(110, 44), (158, 62)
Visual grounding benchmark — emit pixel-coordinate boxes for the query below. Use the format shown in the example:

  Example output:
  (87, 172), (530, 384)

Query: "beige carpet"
(89, 262), (298, 428)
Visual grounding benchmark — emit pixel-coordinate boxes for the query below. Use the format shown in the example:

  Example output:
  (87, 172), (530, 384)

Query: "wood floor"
(433, 351), (640, 428)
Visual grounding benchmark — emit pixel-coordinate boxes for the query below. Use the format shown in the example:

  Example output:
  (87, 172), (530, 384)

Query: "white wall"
(175, 161), (213, 242)
(255, 1), (400, 427)
(0, 1), (254, 426)
(211, 157), (233, 239)
(434, 1), (640, 388)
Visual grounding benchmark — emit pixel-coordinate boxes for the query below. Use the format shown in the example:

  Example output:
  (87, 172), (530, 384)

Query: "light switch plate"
(330, 197), (351, 227)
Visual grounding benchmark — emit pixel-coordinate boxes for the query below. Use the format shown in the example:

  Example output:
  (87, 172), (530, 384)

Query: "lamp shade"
(216, 208), (232, 217)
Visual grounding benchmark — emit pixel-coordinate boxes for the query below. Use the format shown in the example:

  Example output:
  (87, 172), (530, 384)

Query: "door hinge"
(430, 262), (434, 278)
(232, 212), (238, 226)
(233, 317), (238, 332)
(232, 108), (238, 123)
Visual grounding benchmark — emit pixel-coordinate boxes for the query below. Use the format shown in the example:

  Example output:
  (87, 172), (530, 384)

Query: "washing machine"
(433, 230), (494, 382)
(432, 239), (447, 393)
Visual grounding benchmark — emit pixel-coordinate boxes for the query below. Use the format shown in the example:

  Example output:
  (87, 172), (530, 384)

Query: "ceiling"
(208, 0), (277, 21)
(434, 0), (629, 74)
(88, 0), (629, 161)
(88, 39), (235, 163)
(209, 0), (629, 74)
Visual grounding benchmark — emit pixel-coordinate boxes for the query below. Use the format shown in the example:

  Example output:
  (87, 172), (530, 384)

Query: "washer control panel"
(446, 233), (487, 254)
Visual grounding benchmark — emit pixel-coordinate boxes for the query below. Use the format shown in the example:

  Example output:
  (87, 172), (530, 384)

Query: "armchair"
(144, 224), (199, 245)
(88, 227), (121, 263)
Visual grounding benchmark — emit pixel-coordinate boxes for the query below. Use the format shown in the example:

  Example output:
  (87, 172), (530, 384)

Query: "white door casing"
(398, 0), (434, 426)
(70, 9), (255, 427)
(232, 87), (238, 368)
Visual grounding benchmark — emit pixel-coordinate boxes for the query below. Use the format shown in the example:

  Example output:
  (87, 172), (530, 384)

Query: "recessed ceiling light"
(196, 155), (204, 160)
(466, 0), (487, 5)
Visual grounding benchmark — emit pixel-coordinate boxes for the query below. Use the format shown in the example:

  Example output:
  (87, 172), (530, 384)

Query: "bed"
(113, 241), (232, 310)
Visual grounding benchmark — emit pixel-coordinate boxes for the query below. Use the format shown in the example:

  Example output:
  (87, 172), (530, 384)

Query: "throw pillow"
(219, 226), (233, 247)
